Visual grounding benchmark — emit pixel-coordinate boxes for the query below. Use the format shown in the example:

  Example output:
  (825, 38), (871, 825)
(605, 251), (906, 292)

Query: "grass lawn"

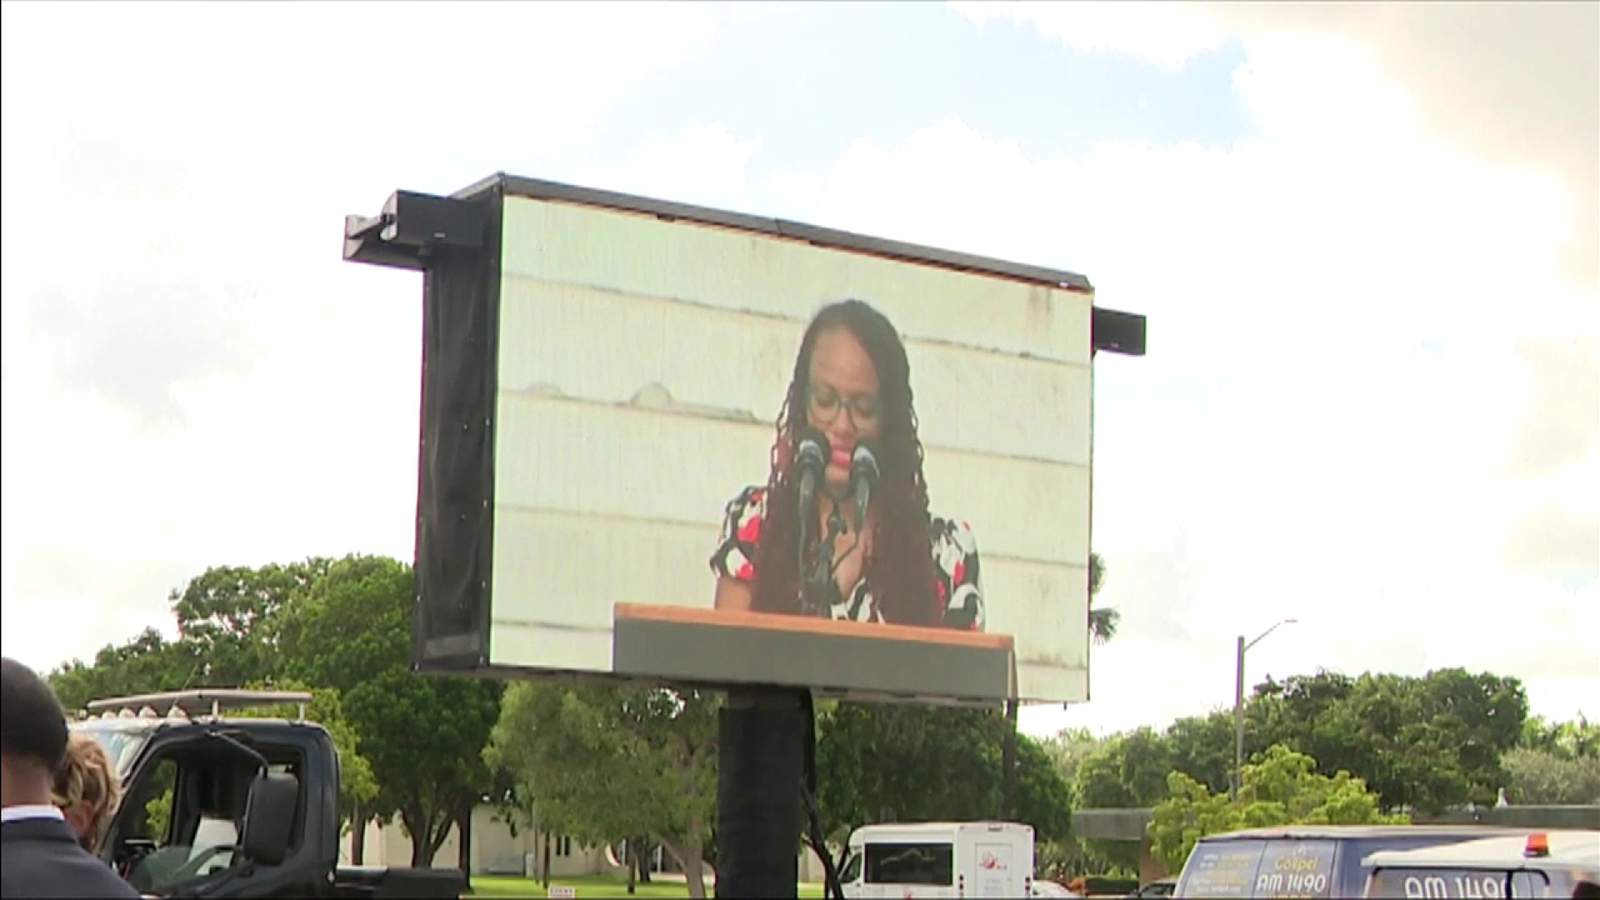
(467, 874), (825, 898)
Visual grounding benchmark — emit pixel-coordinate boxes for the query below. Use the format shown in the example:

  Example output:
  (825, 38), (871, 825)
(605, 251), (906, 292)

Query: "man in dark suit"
(2, 656), (139, 898)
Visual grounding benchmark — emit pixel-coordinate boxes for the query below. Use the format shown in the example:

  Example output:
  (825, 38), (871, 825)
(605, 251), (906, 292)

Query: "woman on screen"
(710, 299), (983, 629)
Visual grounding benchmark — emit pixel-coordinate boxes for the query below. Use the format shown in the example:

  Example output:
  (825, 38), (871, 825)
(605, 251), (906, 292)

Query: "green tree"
(1147, 772), (1240, 875)
(822, 704), (999, 830)
(1520, 715), (1600, 760)
(1087, 553), (1116, 643)
(1039, 728), (1105, 788)
(273, 555), (414, 692)
(345, 669), (502, 869)
(1414, 669), (1527, 805)
(145, 785), (174, 839)
(169, 559), (331, 686)
(817, 703), (1071, 844)
(488, 683), (623, 882)
(1501, 748), (1600, 804)
(1149, 744), (1405, 872)
(488, 682), (719, 899)
(1043, 716), (1235, 877)
(1164, 711), (1234, 795)
(1035, 728), (1127, 879)
(49, 628), (203, 713)
(276, 555), (501, 874)
(1011, 735), (1074, 853)
(1073, 727), (1173, 808)
(1247, 669), (1528, 814)
(1070, 727), (1173, 871)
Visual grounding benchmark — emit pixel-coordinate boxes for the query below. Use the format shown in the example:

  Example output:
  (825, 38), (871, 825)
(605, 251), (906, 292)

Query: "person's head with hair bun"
(52, 733), (122, 851)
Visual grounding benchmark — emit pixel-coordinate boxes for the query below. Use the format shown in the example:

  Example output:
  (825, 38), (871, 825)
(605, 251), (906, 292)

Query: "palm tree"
(1088, 553), (1117, 643)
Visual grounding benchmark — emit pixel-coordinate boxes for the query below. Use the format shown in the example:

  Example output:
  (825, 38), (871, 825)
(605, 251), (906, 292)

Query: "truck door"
(839, 849), (865, 899)
(973, 841), (1020, 898)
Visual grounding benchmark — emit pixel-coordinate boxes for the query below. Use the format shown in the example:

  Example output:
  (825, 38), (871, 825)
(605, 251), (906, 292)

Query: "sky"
(2, 1), (1596, 740)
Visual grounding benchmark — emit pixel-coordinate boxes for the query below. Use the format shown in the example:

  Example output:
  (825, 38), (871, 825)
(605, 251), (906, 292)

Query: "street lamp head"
(1245, 618), (1298, 652)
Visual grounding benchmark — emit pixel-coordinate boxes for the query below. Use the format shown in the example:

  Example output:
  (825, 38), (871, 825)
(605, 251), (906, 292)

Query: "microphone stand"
(799, 492), (847, 618)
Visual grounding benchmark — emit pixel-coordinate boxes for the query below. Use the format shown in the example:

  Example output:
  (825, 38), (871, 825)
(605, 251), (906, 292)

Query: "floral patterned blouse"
(709, 486), (985, 630)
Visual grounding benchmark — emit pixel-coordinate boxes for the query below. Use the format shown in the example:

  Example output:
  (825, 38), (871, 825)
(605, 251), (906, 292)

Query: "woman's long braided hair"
(750, 299), (942, 626)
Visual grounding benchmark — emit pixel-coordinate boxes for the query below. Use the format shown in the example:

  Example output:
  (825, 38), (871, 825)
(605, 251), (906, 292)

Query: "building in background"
(337, 803), (831, 880)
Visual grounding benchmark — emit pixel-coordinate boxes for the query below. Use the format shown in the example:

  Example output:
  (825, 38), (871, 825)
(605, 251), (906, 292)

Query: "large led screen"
(414, 181), (1093, 704)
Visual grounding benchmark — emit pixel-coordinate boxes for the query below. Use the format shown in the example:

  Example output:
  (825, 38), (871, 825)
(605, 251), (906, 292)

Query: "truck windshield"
(1365, 868), (1547, 898)
(70, 720), (154, 779)
(840, 851), (863, 884)
(865, 842), (953, 886)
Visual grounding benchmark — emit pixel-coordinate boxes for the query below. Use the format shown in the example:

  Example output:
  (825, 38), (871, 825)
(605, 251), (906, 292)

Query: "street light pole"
(1232, 635), (1245, 801)
(1231, 618), (1297, 802)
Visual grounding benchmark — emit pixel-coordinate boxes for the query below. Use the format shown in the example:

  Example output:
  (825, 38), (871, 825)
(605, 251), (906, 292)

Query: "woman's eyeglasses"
(808, 382), (879, 430)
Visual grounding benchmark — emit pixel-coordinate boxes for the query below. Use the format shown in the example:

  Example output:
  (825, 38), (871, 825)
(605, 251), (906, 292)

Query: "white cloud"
(956, 1), (1598, 294)
(951, 1), (1229, 72)
(1218, 1), (1599, 287)
(1508, 338), (1600, 479)
(574, 123), (764, 213)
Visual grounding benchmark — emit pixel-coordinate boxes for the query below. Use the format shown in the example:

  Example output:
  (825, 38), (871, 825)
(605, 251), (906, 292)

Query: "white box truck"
(838, 821), (1035, 898)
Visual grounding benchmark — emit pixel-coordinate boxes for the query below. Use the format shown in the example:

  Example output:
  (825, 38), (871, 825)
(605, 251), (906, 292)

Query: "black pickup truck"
(71, 690), (464, 899)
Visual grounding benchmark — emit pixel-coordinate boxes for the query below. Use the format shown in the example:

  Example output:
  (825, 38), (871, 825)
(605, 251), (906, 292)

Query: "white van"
(1361, 830), (1600, 898)
(838, 821), (1035, 899)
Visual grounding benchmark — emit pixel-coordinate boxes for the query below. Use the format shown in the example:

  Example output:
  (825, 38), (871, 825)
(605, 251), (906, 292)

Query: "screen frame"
(398, 173), (1139, 706)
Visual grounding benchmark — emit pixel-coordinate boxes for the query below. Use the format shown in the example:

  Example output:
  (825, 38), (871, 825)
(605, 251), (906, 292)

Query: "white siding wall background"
(335, 806), (825, 882)
(337, 806), (612, 876)
(487, 196), (1093, 702)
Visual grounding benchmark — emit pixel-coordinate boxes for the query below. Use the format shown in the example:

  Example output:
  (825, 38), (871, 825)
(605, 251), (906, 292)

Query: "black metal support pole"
(716, 687), (806, 898)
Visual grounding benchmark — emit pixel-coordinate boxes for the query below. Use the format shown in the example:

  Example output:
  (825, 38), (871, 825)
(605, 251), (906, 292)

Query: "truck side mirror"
(240, 773), (297, 866)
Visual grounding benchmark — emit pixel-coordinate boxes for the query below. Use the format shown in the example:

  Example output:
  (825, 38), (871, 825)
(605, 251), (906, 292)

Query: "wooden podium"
(612, 604), (1015, 703)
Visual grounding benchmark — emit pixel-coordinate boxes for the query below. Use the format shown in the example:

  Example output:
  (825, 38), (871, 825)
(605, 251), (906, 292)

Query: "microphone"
(849, 441), (879, 533)
(794, 426), (829, 525)
(794, 427), (831, 616)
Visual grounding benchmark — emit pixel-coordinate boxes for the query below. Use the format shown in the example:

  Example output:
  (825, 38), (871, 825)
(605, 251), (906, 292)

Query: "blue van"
(1173, 826), (1521, 898)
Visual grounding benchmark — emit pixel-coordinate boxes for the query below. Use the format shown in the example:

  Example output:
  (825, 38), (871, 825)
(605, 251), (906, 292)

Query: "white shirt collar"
(1, 804), (66, 824)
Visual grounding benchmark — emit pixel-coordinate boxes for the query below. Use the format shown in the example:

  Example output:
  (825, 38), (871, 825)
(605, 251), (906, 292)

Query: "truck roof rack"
(86, 689), (313, 720)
